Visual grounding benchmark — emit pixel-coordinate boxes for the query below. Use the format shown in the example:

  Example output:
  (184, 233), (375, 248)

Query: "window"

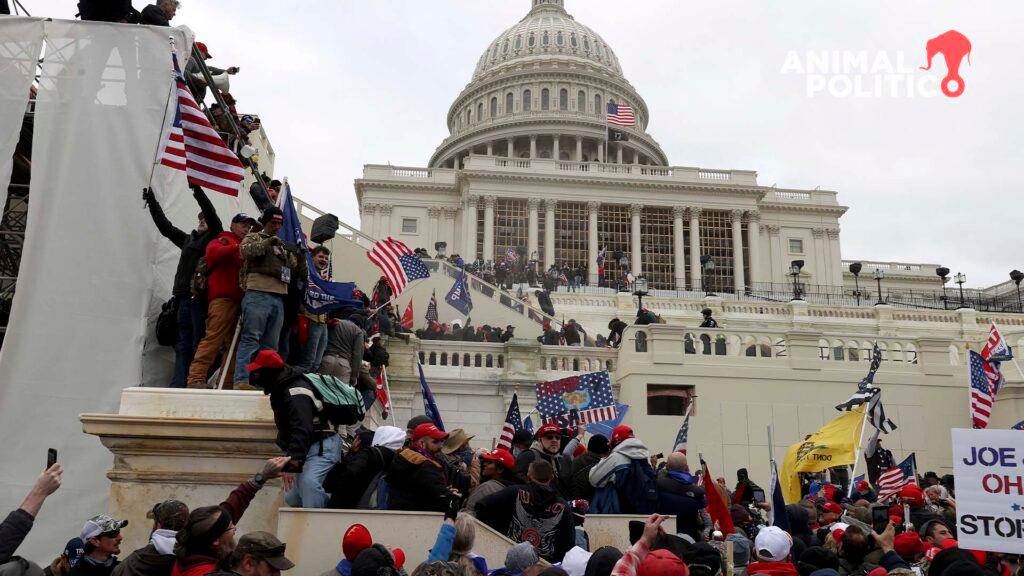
(583, 36), (590, 51)
(598, 204), (631, 286)
(522, 89), (532, 112)
(402, 218), (417, 234)
(577, 90), (586, 112)
(594, 94), (602, 116)
(541, 88), (549, 110)
(506, 92), (514, 114)
(503, 39), (509, 54)
(647, 385), (695, 416)
(556, 31), (564, 45)
(699, 210), (739, 294)
(559, 88), (568, 110)
(490, 97), (497, 117)
(490, 44), (498, 60)
(642, 206), (675, 290)
(515, 35), (522, 50)
(570, 33), (577, 47)
(789, 238), (804, 253)
(555, 201), (588, 272)
(542, 31), (549, 46)
(477, 102), (483, 121)
(528, 32), (536, 48)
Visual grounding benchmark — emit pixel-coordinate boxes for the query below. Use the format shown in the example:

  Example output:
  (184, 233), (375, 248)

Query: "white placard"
(952, 428), (1024, 553)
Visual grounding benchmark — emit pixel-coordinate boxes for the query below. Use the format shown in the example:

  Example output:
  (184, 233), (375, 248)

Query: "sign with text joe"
(952, 428), (1024, 553)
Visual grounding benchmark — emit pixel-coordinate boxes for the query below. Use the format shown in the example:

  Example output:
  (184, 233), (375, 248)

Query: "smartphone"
(870, 504), (889, 533)
(47, 448), (57, 469)
(752, 489), (766, 503)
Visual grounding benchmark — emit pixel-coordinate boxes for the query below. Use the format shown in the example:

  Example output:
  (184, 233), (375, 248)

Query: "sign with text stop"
(953, 428), (1024, 553)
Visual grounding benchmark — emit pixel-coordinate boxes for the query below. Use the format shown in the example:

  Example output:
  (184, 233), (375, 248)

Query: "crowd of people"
(1, 418), (991, 576)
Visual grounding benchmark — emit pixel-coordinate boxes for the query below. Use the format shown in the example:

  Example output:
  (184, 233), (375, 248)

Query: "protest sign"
(952, 428), (1024, 553)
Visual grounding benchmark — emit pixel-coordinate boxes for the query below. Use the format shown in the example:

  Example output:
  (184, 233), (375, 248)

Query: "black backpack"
(615, 458), (659, 514)
(155, 298), (179, 347)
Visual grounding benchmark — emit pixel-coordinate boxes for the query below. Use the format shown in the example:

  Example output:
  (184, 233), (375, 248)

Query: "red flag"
(375, 369), (391, 413)
(401, 300), (414, 330)
(701, 460), (734, 535)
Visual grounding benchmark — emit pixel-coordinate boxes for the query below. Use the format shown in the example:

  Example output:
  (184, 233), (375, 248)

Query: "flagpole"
(993, 322), (1024, 382)
(847, 406), (871, 497)
(380, 365), (397, 426)
(216, 319), (242, 390)
(147, 36), (179, 192)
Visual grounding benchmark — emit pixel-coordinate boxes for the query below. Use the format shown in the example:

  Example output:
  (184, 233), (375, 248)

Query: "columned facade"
(483, 196), (496, 262)
(527, 198), (540, 261)
(689, 208), (702, 290)
(587, 202), (600, 286)
(673, 206), (686, 290)
(463, 196), (479, 262)
(544, 199), (556, 269)
(746, 211), (762, 285)
(630, 204), (642, 276)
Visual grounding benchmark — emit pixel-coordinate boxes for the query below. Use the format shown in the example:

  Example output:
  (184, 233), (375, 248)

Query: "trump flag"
(536, 371), (617, 426)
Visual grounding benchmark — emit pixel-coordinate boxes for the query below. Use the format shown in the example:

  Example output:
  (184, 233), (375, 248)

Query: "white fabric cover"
(0, 18), (44, 211)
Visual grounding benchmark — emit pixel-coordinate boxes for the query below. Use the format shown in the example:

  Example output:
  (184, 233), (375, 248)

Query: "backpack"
(191, 256), (210, 298)
(615, 458), (658, 514)
(155, 298), (179, 347)
(303, 373), (365, 428)
(591, 484), (620, 514)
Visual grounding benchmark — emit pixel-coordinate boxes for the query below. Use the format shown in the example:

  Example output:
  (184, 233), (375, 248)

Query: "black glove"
(142, 187), (155, 203)
(444, 492), (460, 521)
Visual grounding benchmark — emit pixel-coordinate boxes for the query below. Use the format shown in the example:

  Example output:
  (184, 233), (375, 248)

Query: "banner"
(952, 428), (1024, 553)
(780, 408), (865, 503)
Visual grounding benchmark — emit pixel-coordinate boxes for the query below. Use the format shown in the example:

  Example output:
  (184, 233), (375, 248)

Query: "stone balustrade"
(459, 155), (761, 186)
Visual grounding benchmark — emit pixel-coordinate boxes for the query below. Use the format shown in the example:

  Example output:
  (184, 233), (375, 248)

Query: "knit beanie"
(505, 542), (539, 574)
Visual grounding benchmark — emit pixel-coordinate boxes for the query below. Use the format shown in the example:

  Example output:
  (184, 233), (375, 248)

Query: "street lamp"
(873, 268), (885, 305)
(936, 267), (950, 310)
(1011, 270), (1024, 312)
(849, 262), (862, 305)
(633, 275), (649, 311)
(955, 272), (967, 309)
(789, 260), (804, 300)
(700, 255), (715, 297)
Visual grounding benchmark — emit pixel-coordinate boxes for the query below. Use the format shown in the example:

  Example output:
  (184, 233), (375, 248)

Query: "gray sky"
(23, 0), (1024, 287)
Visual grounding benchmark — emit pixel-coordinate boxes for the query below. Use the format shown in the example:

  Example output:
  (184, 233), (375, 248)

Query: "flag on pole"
(780, 408), (866, 503)
(425, 290), (439, 323)
(981, 322), (1013, 362)
(586, 403), (629, 438)
(672, 401), (694, 453)
(969, 351), (995, 429)
(536, 371), (617, 425)
(863, 389), (897, 457)
(606, 102), (636, 126)
(505, 247), (519, 264)
(367, 237), (430, 296)
(417, 363), (444, 431)
(835, 345), (882, 411)
(700, 458), (734, 535)
(768, 459), (790, 531)
(522, 411), (535, 434)
(876, 466), (911, 502)
(374, 369), (391, 415)
(497, 393), (523, 450)
(401, 300), (414, 330)
(445, 267), (473, 315)
(1014, 420), (1024, 430)
(158, 54), (245, 196)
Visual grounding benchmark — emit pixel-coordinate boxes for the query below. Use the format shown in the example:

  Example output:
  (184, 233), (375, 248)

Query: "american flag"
(497, 393), (523, 451)
(536, 371), (617, 425)
(366, 236), (430, 296)
(672, 400), (694, 453)
(158, 55), (244, 196)
(606, 102), (636, 126)
(876, 466), (911, 502)
(425, 289), (439, 323)
(969, 351), (995, 429)
(506, 248), (519, 264)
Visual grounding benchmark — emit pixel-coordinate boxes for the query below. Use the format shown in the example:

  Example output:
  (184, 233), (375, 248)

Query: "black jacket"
(139, 4), (169, 26)
(262, 366), (334, 464)
(563, 324), (581, 346)
(386, 448), (451, 512)
(110, 543), (173, 576)
(325, 446), (395, 509)
(654, 470), (706, 541)
(514, 446), (572, 499)
(146, 185), (222, 297)
(538, 328), (561, 345)
(68, 558), (120, 576)
(475, 482), (574, 563)
(0, 509), (33, 565)
(570, 451), (601, 502)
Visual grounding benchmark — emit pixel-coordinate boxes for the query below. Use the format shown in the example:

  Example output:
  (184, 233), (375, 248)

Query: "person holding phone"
(0, 462), (63, 567)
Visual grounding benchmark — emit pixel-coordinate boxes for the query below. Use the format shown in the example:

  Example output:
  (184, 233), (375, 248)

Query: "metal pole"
(1017, 285), (1022, 312)
(854, 276), (861, 306)
(958, 281), (965, 308)
(847, 406), (871, 498)
(216, 319), (243, 390)
(380, 365), (398, 426)
(875, 277), (883, 305)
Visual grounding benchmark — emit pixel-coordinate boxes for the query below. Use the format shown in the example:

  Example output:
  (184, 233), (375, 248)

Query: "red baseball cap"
(894, 532), (926, 558)
(480, 448), (515, 470)
(342, 524), (372, 561)
(638, 549), (689, 576)
(822, 502), (843, 515)
(195, 41), (211, 58)
(856, 480), (870, 492)
(246, 349), (285, 373)
(412, 423), (448, 442)
(391, 548), (406, 569)
(611, 425), (634, 445)
(900, 484), (925, 506)
(536, 423), (560, 438)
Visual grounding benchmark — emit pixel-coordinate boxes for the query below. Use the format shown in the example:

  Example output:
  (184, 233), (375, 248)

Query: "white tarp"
(0, 18), (260, 559)
(952, 428), (1024, 553)
(0, 18), (43, 209)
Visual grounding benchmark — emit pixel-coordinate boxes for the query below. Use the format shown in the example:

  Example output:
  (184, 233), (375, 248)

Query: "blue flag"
(769, 460), (790, 531)
(446, 267), (473, 315)
(1013, 421), (1024, 430)
(417, 363), (445, 431)
(279, 182), (363, 314)
(586, 403), (629, 438)
(522, 411), (534, 434)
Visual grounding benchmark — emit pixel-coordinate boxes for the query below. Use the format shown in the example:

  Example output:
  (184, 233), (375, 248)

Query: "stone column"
(616, 144), (623, 164)
(598, 142), (605, 163)
(361, 203), (378, 237)
(463, 196), (479, 262)
(689, 208), (702, 289)
(746, 211), (762, 285)
(544, 199), (556, 269)
(673, 206), (686, 290)
(529, 135), (537, 159)
(378, 204), (393, 238)
(730, 210), (745, 293)
(767, 225), (782, 283)
(630, 204), (643, 276)
(483, 196), (496, 262)
(486, 142), (493, 156)
(827, 228), (843, 286)
(633, 149), (640, 164)
(507, 137), (514, 158)
(552, 135), (560, 161)
(441, 207), (457, 249)
(427, 207), (441, 251)
(588, 202), (600, 286)
(575, 136), (583, 161)
(811, 228), (826, 285)
(527, 198), (541, 261)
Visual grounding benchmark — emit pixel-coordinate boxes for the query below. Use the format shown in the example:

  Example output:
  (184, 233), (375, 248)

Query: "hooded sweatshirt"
(588, 438), (650, 488)
(475, 482), (575, 563)
(372, 426), (406, 451)
(111, 530), (178, 576)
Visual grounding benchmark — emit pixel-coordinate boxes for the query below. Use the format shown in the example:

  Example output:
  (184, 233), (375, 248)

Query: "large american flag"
(606, 102), (636, 126)
(366, 236), (430, 296)
(536, 371), (617, 425)
(876, 466), (911, 502)
(158, 55), (244, 196)
(969, 351), (995, 429)
(497, 393), (523, 450)
(672, 400), (694, 453)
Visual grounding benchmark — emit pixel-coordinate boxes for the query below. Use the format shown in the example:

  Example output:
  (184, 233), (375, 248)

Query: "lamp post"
(873, 268), (885, 305)
(849, 262), (862, 305)
(1011, 270), (1024, 312)
(789, 260), (804, 300)
(954, 272), (967, 309)
(700, 255), (715, 297)
(936, 267), (950, 310)
(633, 275), (649, 312)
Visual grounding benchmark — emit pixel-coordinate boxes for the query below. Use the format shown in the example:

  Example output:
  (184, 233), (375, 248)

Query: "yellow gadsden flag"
(780, 407), (866, 503)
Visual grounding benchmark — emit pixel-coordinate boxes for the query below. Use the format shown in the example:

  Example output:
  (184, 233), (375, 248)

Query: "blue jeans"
(234, 291), (284, 385)
(284, 433), (341, 508)
(171, 296), (201, 388)
(296, 322), (328, 372)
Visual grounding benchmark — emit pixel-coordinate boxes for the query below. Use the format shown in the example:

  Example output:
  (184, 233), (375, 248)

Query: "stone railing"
(841, 260), (937, 274)
(361, 164), (458, 184)
(409, 338), (616, 376)
(762, 187), (840, 206)
(461, 155), (760, 186)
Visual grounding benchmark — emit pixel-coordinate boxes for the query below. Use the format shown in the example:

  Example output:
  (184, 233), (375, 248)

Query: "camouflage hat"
(146, 500), (189, 531)
(80, 514), (128, 541)
(235, 531), (295, 571)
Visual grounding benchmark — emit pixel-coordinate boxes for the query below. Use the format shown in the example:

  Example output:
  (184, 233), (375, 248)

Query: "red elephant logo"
(920, 30), (972, 97)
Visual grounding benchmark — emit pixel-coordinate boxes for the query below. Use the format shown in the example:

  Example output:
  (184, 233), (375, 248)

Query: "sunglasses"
(99, 530), (121, 539)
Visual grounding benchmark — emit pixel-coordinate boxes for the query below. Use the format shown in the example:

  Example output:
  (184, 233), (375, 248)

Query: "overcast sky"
(24, 0), (1024, 287)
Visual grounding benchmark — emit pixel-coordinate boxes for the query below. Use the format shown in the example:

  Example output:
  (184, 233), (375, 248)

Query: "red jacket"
(204, 231), (244, 302)
(748, 561), (800, 576)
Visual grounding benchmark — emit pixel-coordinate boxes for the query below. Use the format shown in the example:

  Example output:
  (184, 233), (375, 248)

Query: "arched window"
(542, 31), (549, 46)
(556, 31), (564, 45)
(477, 102), (483, 121)
(528, 32), (536, 48)
(594, 94), (602, 116)
(522, 90), (532, 112)
(577, 90), (586, 112)
(541, 88), (549, 110)
(491, 44), (498, 60)
(505, 92), (514, 114)
(514, 35), (522, 50)
(503, 39), (509, 54)
(466, 108), (471, 125)
(570, 33), (578, 47)
(490, 97), (497, 117)
(559, 88), (568, 110)
(583, 36), (591, 51)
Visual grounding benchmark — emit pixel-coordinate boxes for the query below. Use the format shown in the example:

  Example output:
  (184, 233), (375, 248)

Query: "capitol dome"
(429, 0), (667, 169)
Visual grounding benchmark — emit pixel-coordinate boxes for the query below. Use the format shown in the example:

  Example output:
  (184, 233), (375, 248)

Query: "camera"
(281, 241), (301, 254)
